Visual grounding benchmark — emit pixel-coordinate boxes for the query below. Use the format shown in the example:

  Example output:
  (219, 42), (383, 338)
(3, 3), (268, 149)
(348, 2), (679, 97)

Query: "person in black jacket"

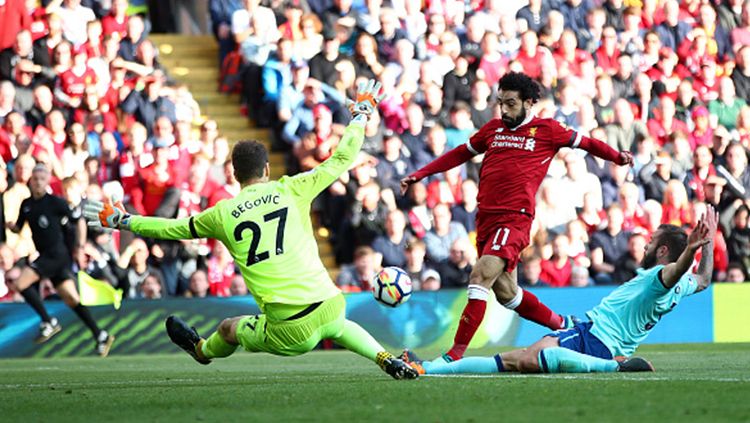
(7, 164), (114, 355)
(120, 73), (176, 134)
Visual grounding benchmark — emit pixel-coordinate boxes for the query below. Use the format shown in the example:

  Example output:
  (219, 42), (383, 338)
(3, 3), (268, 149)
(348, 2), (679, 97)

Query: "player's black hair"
(655, 224), (688, 263)
(231, 140), (268, 184)
(497, 72), (542, 104)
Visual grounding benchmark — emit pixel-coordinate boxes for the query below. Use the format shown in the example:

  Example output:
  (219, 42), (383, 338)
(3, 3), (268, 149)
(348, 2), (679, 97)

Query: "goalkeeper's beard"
(502, 108), (527, 128)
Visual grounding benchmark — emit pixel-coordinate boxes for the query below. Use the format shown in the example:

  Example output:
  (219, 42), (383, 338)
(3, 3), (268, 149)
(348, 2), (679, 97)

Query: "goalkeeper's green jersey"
(128, 122), (366, 311)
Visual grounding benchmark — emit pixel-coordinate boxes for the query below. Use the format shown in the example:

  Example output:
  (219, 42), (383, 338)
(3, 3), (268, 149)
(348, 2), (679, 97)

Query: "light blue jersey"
(586, 265), (699, 357)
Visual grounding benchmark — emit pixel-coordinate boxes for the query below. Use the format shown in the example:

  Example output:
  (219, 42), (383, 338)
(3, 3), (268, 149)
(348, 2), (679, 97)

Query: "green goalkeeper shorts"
(235, 293), (346, 356)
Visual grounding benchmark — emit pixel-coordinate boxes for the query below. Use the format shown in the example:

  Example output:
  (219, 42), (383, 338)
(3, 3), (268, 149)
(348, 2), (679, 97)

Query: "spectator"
(335, 245), (378, 292)
(570, 265), (593, 287)
(374, 8), (406, 63)
(423, 202), (468, 264)
(725, 262), (747, 283)
(451, 179), (478, 236)
(186, 269), (210, 298)
(727, 205), (750, 275)
(516, 0), (550, 33)
(518, 254), (550, 287)
(590, 204), (630, 285)
(116, 238), (163, 299)
(716, 142), (750, 205)
(703, 175), (727, 210)
(661, 179), (693, 226)
(120, 73), (177, 134)
(0, 30), (52, 83)
(372, 209), (410, 268)
(437, 237), (474, 288)
(375, 130), (413, 196)
(139, 273), (164, 299)
(640, 151), (679, 201)
(613, 232), (647, 284)
(403, 239), (437, 291)
(232, 0), (279, 66)
(4, 154), (34, 258)
(732, 45), (750, 102)
(605, 98), (648, 152)
(442, 54), (475, 112)
(309, 29), (343, 87)
(654, 0), (692, 51)
(684, 145), (716, 201)
(207, 242), (235, 297)
(560, 152), (603, 210)
(710, 77), (747, 131)
(540, 234), (574, 287)
(229, 274), (248, 296)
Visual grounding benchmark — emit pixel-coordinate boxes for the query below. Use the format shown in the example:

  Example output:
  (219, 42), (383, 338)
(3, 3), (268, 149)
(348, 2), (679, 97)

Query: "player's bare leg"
(14, 266), (60, 343)
(443, 255), (504, 361)
(56, 279), (114, 356)
(492, 267), (574, 331)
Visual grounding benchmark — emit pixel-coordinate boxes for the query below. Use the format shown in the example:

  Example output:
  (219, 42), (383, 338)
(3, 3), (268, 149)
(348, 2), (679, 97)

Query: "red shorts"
(475, 210), (533, 273)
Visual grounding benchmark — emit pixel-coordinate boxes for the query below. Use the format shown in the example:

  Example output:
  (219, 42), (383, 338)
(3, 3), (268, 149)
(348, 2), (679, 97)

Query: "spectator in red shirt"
(661, 180), (693, 226)
(593, 26), (620, 75)
(618, 181), (648, 232)
(207, 241), (235, 297)
(0, 0), (31, 52)
(139, 138), (177, 216)
(553, 29), (592, 80)
(647, 96), (689, 146)
(209, 160), (240, 207)
(514, 30), (550, 79)
(540, 234), (573, 287)
(101, 0), (129, 38)
(56, 46), (97, 109)
(694, 60), (720, 104)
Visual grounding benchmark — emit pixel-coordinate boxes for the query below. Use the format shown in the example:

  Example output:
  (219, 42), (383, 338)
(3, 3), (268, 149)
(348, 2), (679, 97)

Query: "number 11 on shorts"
(491, 227), (510, 251)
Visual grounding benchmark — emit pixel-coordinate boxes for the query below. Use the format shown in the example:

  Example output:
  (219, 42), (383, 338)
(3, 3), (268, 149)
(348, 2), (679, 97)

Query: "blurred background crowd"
(0, 0), (748, 303)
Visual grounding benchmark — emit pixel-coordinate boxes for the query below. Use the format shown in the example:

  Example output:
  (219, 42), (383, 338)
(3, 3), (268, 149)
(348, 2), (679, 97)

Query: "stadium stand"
(0, 0), (749, 305)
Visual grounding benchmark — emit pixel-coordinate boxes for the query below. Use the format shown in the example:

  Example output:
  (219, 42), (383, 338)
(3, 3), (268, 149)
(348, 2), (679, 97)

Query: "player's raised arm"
(285, 79), (384, 202)
(400, 130), (483, 194)
(563, 124), (633, 167)
(661, 205), (718, 289)
(83, 200), (224, 242)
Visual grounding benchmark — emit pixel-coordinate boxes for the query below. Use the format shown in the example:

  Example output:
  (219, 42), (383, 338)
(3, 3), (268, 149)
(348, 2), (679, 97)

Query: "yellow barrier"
(713, 283), (750, 342)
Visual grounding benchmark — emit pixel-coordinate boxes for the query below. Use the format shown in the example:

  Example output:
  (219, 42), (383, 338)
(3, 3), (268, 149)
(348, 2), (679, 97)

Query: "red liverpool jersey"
(468, 115), (580, 216)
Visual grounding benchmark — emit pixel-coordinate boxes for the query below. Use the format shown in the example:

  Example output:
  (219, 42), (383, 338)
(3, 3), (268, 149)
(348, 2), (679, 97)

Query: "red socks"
(507, 288), (565, 330)
(446, 286), (490, 361)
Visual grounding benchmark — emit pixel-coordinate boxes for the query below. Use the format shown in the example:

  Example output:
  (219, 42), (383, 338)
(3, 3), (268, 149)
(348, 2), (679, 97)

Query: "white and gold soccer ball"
(372, 266), (412, 307)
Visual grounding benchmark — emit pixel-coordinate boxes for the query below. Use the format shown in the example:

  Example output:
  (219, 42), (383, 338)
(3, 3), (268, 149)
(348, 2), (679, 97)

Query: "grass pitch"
(2, 343), (749, 422)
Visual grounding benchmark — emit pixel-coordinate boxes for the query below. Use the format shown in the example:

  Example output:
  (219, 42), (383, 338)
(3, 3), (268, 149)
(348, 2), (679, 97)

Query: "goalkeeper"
(84, 80), (418, 380)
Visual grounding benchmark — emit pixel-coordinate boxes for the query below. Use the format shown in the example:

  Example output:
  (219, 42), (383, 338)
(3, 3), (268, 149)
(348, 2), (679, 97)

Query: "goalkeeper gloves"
(83, 199), (131, 230)
(346, 79), (385, 120)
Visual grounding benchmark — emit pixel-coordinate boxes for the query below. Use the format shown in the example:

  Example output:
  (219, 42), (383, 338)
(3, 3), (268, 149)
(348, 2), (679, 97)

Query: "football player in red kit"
(400, 72), (633, 363)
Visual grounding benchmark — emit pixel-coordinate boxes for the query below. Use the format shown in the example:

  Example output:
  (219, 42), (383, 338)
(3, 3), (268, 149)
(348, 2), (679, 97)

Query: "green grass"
(2, 343), (750, 422)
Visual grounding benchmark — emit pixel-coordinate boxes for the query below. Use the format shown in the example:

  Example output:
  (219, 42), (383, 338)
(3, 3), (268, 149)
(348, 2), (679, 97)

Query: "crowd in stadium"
(0, 0), (749, 303)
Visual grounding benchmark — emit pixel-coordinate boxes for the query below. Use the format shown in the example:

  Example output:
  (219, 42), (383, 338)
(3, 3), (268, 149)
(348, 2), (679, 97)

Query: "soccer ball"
(372, 266), (412, 307)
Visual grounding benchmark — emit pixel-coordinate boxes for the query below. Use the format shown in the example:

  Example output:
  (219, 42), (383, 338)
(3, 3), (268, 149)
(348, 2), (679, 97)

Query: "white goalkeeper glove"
(346, 79), (385, 121)
(83, 199), (131, 230)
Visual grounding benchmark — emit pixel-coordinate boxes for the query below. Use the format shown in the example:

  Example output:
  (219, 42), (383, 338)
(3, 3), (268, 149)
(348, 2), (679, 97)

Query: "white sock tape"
(467, 284), (490, 301)
(502, 287), (523, 310)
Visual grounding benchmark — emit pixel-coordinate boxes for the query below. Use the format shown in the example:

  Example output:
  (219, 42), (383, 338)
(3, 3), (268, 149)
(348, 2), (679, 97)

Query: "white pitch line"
(425, 374), (750, 382)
